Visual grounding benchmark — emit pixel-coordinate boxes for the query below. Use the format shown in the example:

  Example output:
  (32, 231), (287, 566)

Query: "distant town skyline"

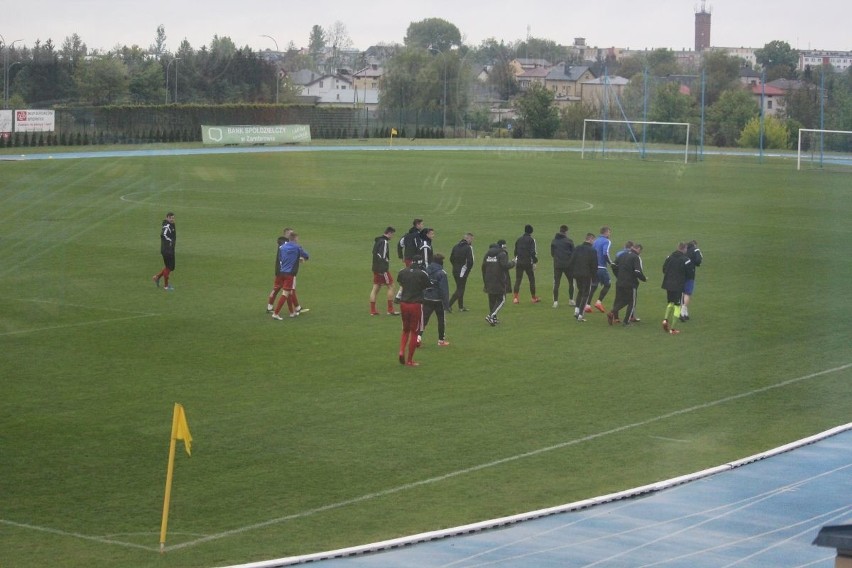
(6, 0), (850, 56)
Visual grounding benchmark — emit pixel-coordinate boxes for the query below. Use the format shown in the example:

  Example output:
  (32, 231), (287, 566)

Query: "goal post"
(797, 128), (852, 171)
(582, 119), (691, 164)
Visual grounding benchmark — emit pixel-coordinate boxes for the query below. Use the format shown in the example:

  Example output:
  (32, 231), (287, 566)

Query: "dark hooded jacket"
(550, 232), (574, 269)
(482, 243), (516, 294)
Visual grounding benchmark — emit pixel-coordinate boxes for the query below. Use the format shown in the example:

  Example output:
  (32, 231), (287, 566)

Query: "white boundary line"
(1, 298), (158, 337)
(3, 366), (849, 557)
(195, 364), (852, 560)
(221, 420), (852, 567)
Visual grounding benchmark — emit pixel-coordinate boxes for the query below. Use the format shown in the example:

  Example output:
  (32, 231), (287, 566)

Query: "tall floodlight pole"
(165, 58), (180, 104)
(428, 45), (447, 132)
(455, 50), (473, 135)
(260, 35), (280, 104)
(2, 35), (24, 109)
(174, 58), (180, 104)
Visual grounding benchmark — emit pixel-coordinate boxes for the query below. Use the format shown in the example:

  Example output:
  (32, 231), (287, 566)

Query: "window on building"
(767, 100), (773, 110)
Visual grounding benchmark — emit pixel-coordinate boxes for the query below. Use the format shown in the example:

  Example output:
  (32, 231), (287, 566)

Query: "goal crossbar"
(582, 119), (691, 164)
(797, 128), (852, 171)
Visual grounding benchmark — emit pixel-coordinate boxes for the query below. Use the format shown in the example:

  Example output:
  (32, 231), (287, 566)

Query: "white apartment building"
(798, 51), (852, 72)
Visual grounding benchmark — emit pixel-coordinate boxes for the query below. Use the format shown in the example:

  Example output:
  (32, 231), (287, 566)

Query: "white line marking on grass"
(649, 436), (689, 443)
(11, 297), (157, 315)
(1, 297), (158, 336)
(0, 313), (158, 337)
(4, 366), (848, 555)
(0, 518), (158, 552)
(166, 362), (852, 553)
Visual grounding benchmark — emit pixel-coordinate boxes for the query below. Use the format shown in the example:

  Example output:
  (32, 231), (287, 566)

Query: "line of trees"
(4, 20), (851, 148)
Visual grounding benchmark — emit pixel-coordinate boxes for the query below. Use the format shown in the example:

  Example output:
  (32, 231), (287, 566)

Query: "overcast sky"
(5, 0), (850, 55)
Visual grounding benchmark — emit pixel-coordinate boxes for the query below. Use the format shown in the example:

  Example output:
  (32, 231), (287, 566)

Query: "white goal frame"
(797, 128), (852, 170)
(582, 119), (691, 164)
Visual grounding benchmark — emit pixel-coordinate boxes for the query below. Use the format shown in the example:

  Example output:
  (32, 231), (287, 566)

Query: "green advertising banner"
(201, 124), (311, 145)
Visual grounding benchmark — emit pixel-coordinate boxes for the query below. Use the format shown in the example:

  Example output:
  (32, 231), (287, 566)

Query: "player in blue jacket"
(271, 233), (310, 320)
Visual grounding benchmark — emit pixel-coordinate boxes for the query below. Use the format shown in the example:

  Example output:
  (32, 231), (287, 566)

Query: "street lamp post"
(428, 45), (447, 132)
(165, 57), (181, 104)
(2, 34), (24, 110)
(455, 50), (473, 135)
(260, 34), (280, 104)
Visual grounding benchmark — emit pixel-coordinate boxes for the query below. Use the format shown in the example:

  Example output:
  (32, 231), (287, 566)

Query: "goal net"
(582, 119), (692, 163)
(797, 129), (852, 171)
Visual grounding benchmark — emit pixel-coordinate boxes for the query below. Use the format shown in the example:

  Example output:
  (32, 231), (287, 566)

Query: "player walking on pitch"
(152, 212), (176, 291)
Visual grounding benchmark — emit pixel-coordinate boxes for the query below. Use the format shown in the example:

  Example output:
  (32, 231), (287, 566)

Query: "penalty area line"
(166, 362), (852, 553)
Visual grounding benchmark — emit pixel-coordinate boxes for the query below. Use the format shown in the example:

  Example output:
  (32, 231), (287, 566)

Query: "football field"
(1, 144), (850, 568)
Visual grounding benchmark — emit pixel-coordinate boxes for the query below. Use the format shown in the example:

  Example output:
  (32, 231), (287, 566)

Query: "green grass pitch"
(1, 146), (850, 568)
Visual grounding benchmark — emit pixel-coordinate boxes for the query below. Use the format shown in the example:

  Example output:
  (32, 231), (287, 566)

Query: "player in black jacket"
(397, 218), (424, 266)
(448, 233), (475, 312)
(482, 240), (515, 326)
(550, 225), (574, 308)
(566, 233), (597, 322)
(512, 224), (540, 303)
(680, 240), (703, 321)
(152, 212), (176, 291)
(661, 242), (695, 334)
(607, 243), (646, 326)
(370, 227), (399, 316)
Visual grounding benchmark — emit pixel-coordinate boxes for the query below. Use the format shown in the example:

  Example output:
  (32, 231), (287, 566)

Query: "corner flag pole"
(160, 403), (192, 553)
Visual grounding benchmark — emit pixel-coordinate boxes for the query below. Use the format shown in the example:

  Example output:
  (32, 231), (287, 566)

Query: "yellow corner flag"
(391, 128), (398, 137)
(160, 403), (193, 552)
(175, 403), (192, 456)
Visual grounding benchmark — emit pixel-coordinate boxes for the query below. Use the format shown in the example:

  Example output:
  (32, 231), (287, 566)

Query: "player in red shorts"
(370, 226), (400, 316)
(267, 233), (290, 312)
(271, 232), (310, 320)
(396, 255), (431, 366)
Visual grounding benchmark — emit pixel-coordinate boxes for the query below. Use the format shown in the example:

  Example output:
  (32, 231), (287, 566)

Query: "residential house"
(352, 63), (383, 91)
(289, 69), (323, 88)
(509, 58), (551, 75)
(751, 83), (786, 117)
(739, 66), (762, 86)
(581, 76), (630, 108)
(544, 64), (596, 104)
(299, 73), (379, 111)
(516, 66), (550, 92)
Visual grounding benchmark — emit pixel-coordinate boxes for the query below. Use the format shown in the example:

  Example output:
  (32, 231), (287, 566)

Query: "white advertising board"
(201, 124), (311, 145)
(15, 109), (56, 132)
(0, 110), (12, 134)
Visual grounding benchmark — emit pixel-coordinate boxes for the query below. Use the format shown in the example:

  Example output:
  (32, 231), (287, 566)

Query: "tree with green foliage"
(514, 83), (560, 138)
(150, 25), (167, 57)
(755, 40), (798, 81)
(701, 50), (743, 106)
(513, 37), (567, 64)
(378, 47), (431, 111)
(650, 81), (699, 125)
(645, 49), (682, 77)
(404, 18), (461, 52)
(560, 102), (597, 139)
(129, 60), (165, 104)
(308, 25), (325, 68)
(738, 115), (791, 149)
(73, 55), (129, 105)
(706, 89), (759, 146)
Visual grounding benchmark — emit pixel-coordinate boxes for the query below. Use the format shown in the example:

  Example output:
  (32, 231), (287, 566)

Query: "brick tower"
(695, 2), (711, 52)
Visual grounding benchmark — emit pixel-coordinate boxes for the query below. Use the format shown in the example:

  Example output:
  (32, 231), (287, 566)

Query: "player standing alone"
(152, 212), (176, 291)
